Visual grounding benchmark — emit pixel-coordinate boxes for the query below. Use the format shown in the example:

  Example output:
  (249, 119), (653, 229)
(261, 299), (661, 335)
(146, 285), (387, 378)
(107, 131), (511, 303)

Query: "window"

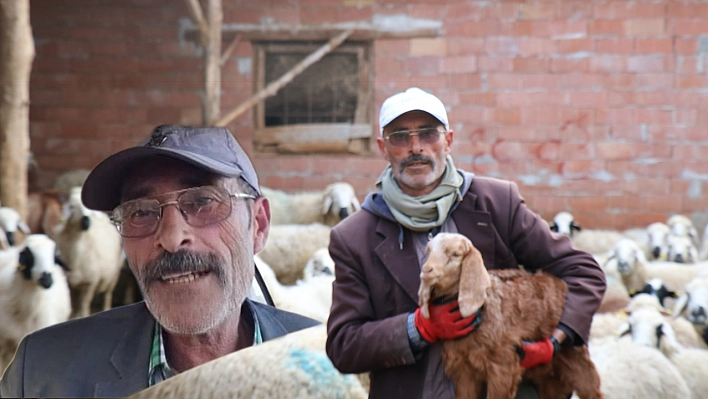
(252, 41), (373, 154)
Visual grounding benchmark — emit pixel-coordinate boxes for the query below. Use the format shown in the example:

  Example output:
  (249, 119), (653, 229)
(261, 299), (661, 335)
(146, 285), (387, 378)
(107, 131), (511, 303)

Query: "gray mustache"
(143, 250), (224, 282)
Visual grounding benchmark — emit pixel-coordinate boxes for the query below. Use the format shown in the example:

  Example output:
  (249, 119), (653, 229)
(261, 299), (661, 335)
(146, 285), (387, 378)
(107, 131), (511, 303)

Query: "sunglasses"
(383, 126), (445, 148)
(111, 185), (255, 238)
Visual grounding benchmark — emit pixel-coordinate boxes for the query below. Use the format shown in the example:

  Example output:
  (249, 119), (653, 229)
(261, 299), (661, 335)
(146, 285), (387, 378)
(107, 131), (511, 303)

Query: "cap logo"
(145, 126), (175, 147)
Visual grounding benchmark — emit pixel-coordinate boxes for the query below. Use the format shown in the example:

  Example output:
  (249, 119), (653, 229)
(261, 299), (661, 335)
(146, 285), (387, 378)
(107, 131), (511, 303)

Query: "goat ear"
(457, 241), (490, 318)
(570, 221), (582, 231)
(672, 293), (689, 319)
(321, 196), (333, 215)
(417, 280), (432, 319)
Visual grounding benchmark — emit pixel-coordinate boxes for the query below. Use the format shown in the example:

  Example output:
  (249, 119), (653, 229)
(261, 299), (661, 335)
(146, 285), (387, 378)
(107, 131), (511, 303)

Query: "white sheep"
(623, 293), (704, 350)
(581, 338), (691, 399)
(673, 275), (708, 335)
(128, 325), (368, 399)
(666, 234), (699, 264)
(548, 211), (581, 236)
(0, 234), (71, 374)
(255, 254), (334, 323)
(646, 222), (670, 260)
(607, 238), (708, 297)
(49, 187), (124, 318)
(258, 222), (331, 285)
(0, 206), (30, 249)
(630, 277), (677, 308)
(699, 223), (708, 261)
(617, 305), (708, 399)
(262, 182), (361, 227)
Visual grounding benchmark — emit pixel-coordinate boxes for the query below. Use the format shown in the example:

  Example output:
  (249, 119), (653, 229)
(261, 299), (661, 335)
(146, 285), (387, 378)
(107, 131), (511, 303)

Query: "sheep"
(0, 234), (71, 374)
(25, 189), (69, 237)
(629, 277), (677, 308)
(128, 325), (368, 399)
(418, 232), (603, 399)
(262, 182), (361, 227)
(667, 214), (699, 245)
(699, 224), (708, 261)
(579, 338), (691, 399)
(50, 186), (124, 318)
(258, 222), (331, 285)
(646, 222), (670, 260)
(673, 276), (708, 335)
(254, 254), (334, 323)
(666, 234), (699, 264)
(596, 257), (631, 314)
(617, 305), (708, 399)
(52, 168), (91, 192)
(606, 238), (708, 296)
(548, 211), (581, 236)
(0, 206), (30, 248)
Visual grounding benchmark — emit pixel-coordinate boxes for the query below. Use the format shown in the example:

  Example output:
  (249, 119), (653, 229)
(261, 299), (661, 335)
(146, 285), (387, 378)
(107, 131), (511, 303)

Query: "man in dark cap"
(0, 125), (318, 398)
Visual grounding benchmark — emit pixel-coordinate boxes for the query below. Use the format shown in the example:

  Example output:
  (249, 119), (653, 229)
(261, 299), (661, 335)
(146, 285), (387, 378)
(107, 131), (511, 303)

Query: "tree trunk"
(0, 0), (34, 218)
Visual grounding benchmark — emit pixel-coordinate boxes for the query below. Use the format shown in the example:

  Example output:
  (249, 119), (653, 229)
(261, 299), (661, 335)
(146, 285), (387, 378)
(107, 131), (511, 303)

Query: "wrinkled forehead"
(120, 156), (221, 202)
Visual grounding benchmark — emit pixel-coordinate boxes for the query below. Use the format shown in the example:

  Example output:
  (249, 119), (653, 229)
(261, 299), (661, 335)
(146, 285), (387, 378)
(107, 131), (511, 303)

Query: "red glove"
(516, 337), (560, 369)
(414, 300), (482, 343)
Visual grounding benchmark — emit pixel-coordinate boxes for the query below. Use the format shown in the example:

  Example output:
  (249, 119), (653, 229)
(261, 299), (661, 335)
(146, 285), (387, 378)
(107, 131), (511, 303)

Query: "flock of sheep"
(549, 211), (708, 399)
(3, 166), (708, 398)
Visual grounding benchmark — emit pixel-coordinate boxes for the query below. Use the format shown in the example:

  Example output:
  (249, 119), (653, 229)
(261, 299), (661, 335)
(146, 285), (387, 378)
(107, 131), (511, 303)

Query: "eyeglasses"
(111, 185), (255, 238)
(383, 126), (445, 148)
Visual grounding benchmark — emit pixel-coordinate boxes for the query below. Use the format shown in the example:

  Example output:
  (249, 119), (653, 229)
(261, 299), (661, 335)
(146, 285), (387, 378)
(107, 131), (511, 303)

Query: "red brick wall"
(28, 0), (708, 230)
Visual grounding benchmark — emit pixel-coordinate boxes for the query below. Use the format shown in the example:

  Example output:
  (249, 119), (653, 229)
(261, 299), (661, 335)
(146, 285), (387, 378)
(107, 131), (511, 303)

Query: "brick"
(403, 58), (440, 75)
(458, 92), (496, 106)
(676, 75), (708, 89)
(590, 55), (626, 72)
(513, 57), (551, 72)
(558, 143), (594, 160)
(551, 57), (591, 73)
(560, 73), (603, 89)
(445, 20), (507, 37)
(636, 38), (672, 54)
(635, 73), (674, 90)
(521, 108), (561, 125)
(625, 19), (665, 36)
(487, 73), (521, 90)
(439, 56), (477, 73)
(447, 38), (486, 56)
(521, 74), (560, 90)
(675, 39), (699, 55)
(410, 38), (447, 57)
(568, 196), (608, 212)
(593, 3), (666, 19)
(642, 195), (684, 213)
(569, 92), (608, 108)
(589, 20), (624, 36)
(518, 3), (556, 20)
(673, 109), (698, 127)
(446, 73), (482, 89)
(636, 108), (673, 125)
(557, 38), (595, 53)
(484, 108), (521, 125)
(671, 20), (708, 35)
(596, 108), (636, 125)
(477, 56), (514, 72)
(519, 38), (558, 55)
(627, 55), (667, 73)
(668, 4), (708, 18)
(485, 37), (520, 55)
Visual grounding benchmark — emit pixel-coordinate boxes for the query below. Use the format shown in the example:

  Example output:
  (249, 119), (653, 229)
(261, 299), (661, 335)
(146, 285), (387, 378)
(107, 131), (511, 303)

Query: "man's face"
(119, 157), (269, 335)
(377, 111), (453, 197)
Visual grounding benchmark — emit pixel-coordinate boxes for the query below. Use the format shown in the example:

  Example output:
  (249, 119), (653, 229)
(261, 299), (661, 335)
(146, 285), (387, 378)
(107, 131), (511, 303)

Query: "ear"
(672, 293), (689, 319)
(457, 240), (490, 318)
(322, 195), (333, 215)
(18, 221), (31, 234)
(616, 321), (631, 337)
(659, 322), (684, 354)
(351, 196), (361, 212)
(548, 221), (558, 232)
(570, 221), (582, 232)
(252, 197), (271, 254)
(418, 278), (432, 319)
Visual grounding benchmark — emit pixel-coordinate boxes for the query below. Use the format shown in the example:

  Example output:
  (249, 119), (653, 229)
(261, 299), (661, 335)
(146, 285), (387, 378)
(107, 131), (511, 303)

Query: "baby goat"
(418, 232), (603, 399)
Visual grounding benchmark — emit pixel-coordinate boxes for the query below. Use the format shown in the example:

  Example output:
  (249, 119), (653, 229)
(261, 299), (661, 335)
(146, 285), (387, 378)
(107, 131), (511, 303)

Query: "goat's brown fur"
(419, 233), (603, 399)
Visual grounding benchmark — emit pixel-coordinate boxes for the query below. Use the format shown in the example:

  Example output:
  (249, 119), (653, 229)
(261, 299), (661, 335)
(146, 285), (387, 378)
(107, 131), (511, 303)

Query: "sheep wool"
(129, 325), (367, 399)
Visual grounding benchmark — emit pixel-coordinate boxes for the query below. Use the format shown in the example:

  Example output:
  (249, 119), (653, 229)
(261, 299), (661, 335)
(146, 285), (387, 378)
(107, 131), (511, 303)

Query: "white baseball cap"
(378, 87), (449, 135)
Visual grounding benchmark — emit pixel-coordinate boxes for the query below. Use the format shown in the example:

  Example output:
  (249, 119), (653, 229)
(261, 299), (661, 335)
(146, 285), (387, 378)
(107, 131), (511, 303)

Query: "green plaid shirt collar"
(148, 306), (263, 386)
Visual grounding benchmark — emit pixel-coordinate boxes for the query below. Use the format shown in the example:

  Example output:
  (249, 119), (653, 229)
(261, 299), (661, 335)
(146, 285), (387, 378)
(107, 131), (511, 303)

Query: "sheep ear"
(616, 322), (631, 337)
(672, 293), (689, 319)
(321, 196), (333, 215)
(457, 241), (490, 318)
(570, 221), (582, 232)
(659, 323), (684, 354)
(548, 221), (558, 232)
(18, 221), (31, 234)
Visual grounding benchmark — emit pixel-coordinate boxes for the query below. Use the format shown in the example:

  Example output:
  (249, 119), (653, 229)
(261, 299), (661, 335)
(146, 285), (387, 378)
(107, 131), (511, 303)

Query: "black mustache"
(143, 250), (224, 282)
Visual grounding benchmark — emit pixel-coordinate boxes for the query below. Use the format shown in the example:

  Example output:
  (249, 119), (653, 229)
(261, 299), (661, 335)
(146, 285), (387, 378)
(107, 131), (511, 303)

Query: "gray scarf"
(376, 155), (463, 232)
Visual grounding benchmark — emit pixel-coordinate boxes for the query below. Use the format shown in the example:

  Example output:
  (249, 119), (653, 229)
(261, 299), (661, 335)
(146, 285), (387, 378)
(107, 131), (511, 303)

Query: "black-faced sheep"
(0, 206), (30, 248)
(128, 325), (368, 399)
(0, 234), (71, 374)
(418, 233), (603, 399)
(262, 182), (361, 227)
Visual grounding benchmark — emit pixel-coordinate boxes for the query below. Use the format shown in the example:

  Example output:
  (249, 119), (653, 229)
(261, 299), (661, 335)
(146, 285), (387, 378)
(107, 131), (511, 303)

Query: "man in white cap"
(325, 88), (606, 398)
(0, 125), (319, 398)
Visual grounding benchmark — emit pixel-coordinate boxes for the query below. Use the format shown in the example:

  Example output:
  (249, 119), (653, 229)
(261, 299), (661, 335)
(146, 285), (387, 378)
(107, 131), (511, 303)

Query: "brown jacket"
(325, 174), (606, 398)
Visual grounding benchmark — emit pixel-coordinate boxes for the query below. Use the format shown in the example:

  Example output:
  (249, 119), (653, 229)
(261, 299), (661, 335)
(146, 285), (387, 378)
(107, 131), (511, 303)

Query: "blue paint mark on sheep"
(285, 348), (358, 397)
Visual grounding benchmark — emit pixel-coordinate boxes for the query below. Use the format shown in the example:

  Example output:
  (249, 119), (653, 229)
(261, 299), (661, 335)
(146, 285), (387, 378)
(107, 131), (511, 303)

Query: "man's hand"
(516, 336), (561, 369)
(414, 300), (482, 343)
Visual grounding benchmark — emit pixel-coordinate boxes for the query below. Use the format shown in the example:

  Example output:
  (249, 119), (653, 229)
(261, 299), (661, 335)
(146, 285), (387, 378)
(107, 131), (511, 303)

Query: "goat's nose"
(652, 247), (661, 259)
(80, 216), (91, 231)
(38, 272), (53, 289)
(339, 208), (349, 220)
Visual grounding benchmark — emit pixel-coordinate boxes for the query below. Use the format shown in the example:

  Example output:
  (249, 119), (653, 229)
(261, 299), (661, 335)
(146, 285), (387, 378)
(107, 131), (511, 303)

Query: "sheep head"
(673, 276), (708, 327)
(418, 233), (490, 319)
(321, 182), (360, 222)
(548, 211), (581, 237)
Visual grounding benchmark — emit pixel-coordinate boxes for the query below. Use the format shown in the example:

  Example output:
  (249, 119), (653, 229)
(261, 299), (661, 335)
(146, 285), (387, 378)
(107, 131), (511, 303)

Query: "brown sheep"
(418, 232), (603, 399)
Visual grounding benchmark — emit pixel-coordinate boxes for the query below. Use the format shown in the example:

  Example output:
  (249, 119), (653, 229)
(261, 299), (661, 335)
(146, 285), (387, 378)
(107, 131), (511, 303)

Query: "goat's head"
(673, 277), (708, 327)
(321, 182), (361, 223)
(419, 233), (490, 319)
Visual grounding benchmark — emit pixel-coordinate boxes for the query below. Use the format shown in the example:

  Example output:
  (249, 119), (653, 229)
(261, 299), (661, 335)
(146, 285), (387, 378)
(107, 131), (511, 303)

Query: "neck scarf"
(376, 155), (463, 232)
